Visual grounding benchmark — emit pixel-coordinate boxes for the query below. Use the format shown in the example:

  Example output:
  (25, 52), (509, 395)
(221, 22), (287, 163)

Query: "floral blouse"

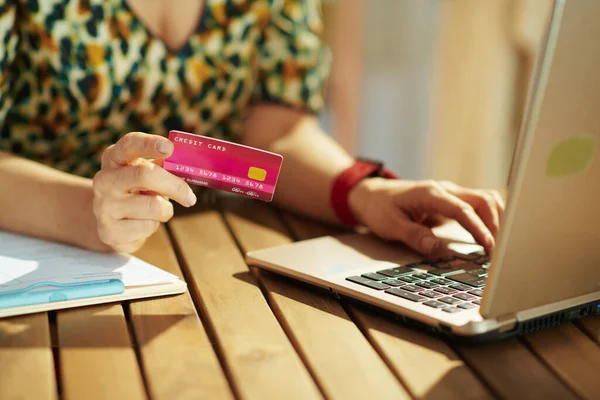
(0, 0), (329, 177)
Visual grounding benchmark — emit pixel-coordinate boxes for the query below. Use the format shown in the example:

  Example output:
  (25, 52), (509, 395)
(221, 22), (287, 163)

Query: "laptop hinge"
(495, 314), (518, 333)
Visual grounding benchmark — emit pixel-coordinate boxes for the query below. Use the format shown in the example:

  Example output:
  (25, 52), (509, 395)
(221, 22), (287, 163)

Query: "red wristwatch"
(331, 158), (399, 227)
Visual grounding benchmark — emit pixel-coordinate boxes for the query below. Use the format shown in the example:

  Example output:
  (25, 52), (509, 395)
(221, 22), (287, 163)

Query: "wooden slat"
(525, 323), (600, 399)
(0, 313), (57, 399)
(57, 304), (146, 400)
(169, 208), (322, 400)
(578, 315), (600, 345)
(131, 227), (234, 400)
(280, 212), (492, 400)
(456, 339), (577, 399)
(223, 199), (410, 400)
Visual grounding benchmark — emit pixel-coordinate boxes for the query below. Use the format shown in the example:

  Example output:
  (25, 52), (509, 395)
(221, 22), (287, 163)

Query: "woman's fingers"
(388, 212), (439, 255)
(93, 191), (173, 254)
(459, 191), (501, 237)
(112, 195), (174, 222)
(438, 182), (504, 238)
(488, 189), (506, 214)
(360, 179), (504, 255)
(97, 219), (160, 253)
(419, 186), (495, 252)
(101, 132), (174, 169)
(95, 162), (196, 207)
(93, 131), (192, 254)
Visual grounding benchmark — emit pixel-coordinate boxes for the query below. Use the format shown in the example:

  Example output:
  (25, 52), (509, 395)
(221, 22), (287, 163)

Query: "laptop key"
(412, 273), (431, 280)
(465, 268), (488, 278)
(424, 300), (446, 309)
(454, 293), (478, 301)
(434, 287), (459, 295)
(361, 272), (389, 281)
(458, 302), (479, 309)
(443, 307), (463, 313)
(346, 276), (391, 290)
(383, 279), (405, 287)
(428, 256), (455, 263)
(431, 278), (453, 285)
(417, 281), (439, 289)
(468, 289), (484, 297)
(473, 299), (482, 305)
(420, 290), (443, 298)
(377, 266), (415, 277)
(439, 297), (462, 305)
(474, 256), (490, 265)
(404, 262), (425, 268)
(402, 285), (424, 293)
(386, 288), (426, 302)
(449, 284), (473, 292)
(429, 268), (466, 276)
(447, 272), (486, 287)
(398, 275), (421, 284)
(455, 253), (480, 261)
(432, 262), (451, 268)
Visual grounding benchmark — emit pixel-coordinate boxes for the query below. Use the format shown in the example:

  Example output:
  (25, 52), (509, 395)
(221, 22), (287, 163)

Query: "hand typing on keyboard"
(348, 179), (504, 256)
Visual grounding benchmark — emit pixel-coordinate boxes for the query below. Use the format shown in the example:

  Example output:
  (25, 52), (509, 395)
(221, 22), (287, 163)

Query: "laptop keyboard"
(345, 253), (490, 314)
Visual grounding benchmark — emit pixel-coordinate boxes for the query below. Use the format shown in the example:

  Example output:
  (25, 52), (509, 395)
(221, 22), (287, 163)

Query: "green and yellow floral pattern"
(0, 0), (330, 177)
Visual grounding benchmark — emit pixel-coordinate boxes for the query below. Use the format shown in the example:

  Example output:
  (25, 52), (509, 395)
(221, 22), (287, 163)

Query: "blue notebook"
(0, 279), (125, 309)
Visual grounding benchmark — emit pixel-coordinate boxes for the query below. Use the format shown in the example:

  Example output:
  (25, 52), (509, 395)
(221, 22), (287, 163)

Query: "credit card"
(163, 130), (283, 202)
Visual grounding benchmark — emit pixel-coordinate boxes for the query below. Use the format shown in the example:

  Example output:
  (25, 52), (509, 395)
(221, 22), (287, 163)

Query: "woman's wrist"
(53, 178), (112, 252)
(331, 159), (399, 227)
(347, 177), (376, 226)
(77, 186), (114, 253)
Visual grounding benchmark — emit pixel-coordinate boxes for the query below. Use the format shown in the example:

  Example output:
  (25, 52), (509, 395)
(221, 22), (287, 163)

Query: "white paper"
(0, 231), (179, 293)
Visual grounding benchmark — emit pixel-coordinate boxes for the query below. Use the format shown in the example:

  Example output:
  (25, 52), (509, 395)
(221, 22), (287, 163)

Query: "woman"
(0, 0), (503, 255)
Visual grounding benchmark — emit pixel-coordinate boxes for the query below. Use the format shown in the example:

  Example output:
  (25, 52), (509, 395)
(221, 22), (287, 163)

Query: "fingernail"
(157, 141), (173, 155)
(188, 190), (197, 206)
(421, 237), (437, 254)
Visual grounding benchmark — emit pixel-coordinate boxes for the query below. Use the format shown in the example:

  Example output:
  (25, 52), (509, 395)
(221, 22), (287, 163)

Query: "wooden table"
(2, 197), (600, 400)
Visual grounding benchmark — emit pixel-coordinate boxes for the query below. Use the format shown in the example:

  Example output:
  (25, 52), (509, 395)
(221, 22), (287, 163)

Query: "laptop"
(246, 0), (600, 341)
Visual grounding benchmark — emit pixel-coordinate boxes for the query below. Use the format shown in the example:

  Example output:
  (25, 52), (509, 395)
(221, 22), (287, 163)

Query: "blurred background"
(318, 0), (554, 190)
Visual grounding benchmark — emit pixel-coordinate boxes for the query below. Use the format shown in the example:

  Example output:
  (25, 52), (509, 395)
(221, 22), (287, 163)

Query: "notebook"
(0, 231), (187, 318)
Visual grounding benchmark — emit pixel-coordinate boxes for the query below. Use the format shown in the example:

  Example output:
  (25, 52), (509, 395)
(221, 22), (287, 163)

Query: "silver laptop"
(246, 0), (600, 341)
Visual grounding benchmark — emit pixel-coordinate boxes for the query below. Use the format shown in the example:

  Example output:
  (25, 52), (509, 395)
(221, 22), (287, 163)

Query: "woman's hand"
(348, 178), (505, 255)
(92, 132), (196, 253)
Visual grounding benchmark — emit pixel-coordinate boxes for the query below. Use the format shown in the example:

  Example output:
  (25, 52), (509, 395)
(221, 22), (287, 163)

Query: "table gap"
(276, 212), (424, 398)
(164, 222), (243, 400)
(447, 344), (505, 400)
(48, 311), (63, 400)
(277, 212), (520, 399)
(339, 297), (503, 400)
(338, 300), (419, 397)
(251, 274), (331, 400)
(516, 334), (583, 399)
(217, 205), (331, 400)
(122, 302), (152, 400)
(574, 319), (600, 347)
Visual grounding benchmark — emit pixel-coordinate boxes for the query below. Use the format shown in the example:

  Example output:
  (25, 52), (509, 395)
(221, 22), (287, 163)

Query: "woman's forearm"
(0, 151), (110, 251)
(242, 105), (356, 225)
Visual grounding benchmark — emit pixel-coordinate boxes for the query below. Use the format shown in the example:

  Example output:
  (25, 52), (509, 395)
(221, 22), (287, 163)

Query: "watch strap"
(331, 159), (398, 226)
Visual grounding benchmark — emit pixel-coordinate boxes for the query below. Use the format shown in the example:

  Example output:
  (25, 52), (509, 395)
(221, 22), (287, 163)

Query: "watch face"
(356, 158), (384, 176)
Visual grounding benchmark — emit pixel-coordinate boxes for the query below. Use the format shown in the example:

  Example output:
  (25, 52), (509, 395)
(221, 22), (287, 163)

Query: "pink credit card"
(163, 130), (283, 202)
